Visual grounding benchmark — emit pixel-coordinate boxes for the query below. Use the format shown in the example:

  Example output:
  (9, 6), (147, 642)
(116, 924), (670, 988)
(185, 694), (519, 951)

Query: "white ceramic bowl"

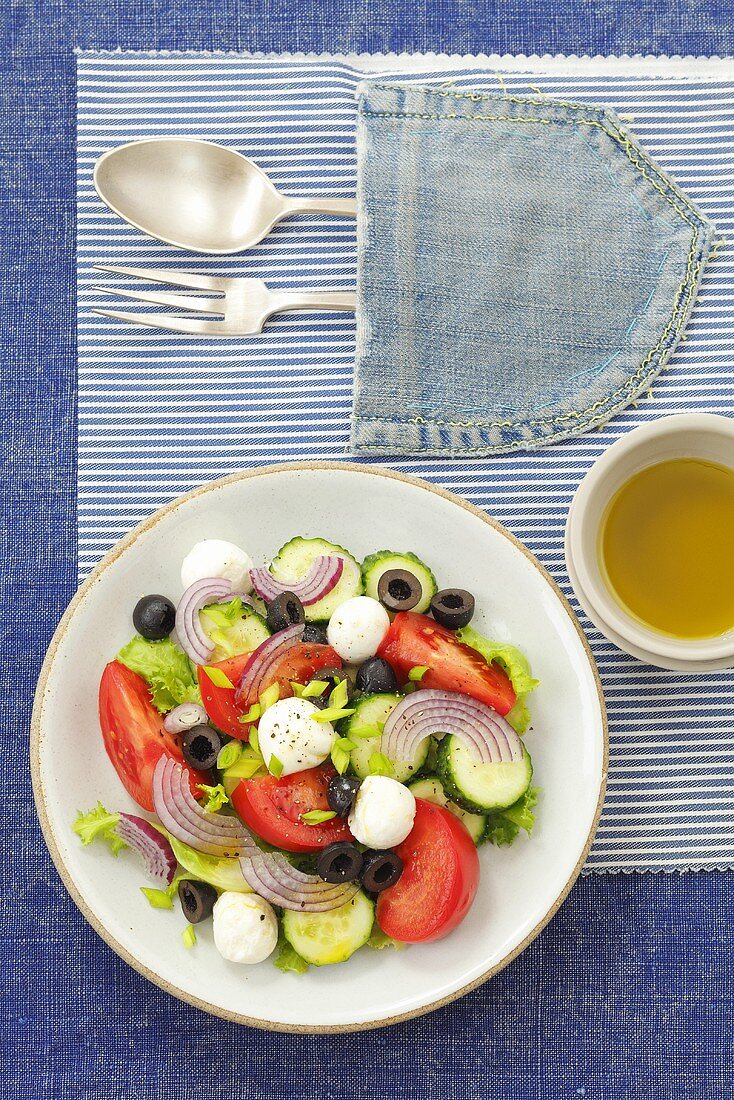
(565, 413), (734, 672)
(32, 463), (606, 1032)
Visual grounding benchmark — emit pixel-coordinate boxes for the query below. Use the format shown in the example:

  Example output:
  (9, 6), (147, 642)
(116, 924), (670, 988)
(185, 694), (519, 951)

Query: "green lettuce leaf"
(116, 636), (202, 713)
(72, 803), (127, 855)
(167, 834), (251, 892)
(197, 783), (229, 813)
(274, 935), (310, 975)
(367, 925), (405, 951)
(484, 787), (540, 847)
(457, 626), (539, 733)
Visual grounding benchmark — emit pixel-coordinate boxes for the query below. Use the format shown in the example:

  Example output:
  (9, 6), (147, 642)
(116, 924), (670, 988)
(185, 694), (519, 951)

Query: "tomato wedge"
(197, 652), (252, 740)
(99, 661), (209, 812)
(231, 764), (354, 852)
(376, 799), (480, 942)
(377, 611), (516, 715)
(236, 642), (343, 710)
(201, 642), (345, 734)
(200, 644), (342, 736)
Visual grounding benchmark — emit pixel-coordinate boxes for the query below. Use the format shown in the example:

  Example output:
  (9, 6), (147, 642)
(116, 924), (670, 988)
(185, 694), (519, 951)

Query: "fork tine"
(90, 308), (224, 336)
(92, 284), (225, 315)
(92, 264), (227, 292)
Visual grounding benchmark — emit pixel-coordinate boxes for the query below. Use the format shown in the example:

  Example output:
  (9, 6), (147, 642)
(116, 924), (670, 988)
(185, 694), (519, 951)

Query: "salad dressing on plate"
(599, 457), (734, 639)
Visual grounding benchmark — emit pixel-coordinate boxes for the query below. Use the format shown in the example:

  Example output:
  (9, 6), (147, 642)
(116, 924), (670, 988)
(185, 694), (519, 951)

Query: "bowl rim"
(566, 413), (734, 664)
(30, 460), (608, 1033)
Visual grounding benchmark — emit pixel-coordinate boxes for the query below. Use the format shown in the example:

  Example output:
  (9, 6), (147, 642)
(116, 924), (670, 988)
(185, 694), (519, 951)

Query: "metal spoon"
(93, 138), (357, 253)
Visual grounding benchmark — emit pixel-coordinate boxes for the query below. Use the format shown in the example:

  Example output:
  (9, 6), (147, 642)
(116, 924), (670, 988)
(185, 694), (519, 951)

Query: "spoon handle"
(282, 196), (357, 218)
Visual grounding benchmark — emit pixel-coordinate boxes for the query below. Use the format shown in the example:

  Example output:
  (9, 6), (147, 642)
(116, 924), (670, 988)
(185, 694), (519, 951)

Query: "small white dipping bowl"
(565, 413), (734, 672)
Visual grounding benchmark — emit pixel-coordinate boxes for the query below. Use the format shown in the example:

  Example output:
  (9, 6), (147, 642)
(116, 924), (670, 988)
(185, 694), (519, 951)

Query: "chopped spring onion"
(368, 751), (395, 777)
(301, 679), (329, 699)
(202, 665), (235, 689)
(313, 706), (355, 725)
(348, 722), (384, 740)
(408, 665), (430, 682)
(238, 702), (262, 724)
(259, 683), (281, 712)
(300, 810), (337, 825)
(269, 754), (284, 778)
(331, 737), (355, 775)
(140, 887), (174, 910)
(216, 741), (242, 770)
(329, 678), (350, 710)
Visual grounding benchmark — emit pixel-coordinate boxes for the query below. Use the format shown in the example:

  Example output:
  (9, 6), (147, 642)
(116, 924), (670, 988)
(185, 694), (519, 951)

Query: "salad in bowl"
(74, 534), (539, 973)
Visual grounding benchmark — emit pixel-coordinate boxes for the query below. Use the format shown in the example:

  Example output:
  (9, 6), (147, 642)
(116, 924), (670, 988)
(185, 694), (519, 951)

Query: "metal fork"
(91, 264), (357, 336)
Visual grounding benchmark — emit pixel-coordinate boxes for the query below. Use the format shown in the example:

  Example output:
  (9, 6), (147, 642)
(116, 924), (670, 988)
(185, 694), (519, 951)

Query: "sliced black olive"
(133, 594), (176, 640)
(302, 622), (328, 645)
(266, 591), (306, 633)
(182, 724), (221, 771)
(377, 568), (423, 612)
(355, 657), (398, 694)
(326, 774), (361, 817)
(360, 849), (403, 893)
(178, 879), (218, 923)
(316, 842), (364, 884)
(430, 588), (476, 629)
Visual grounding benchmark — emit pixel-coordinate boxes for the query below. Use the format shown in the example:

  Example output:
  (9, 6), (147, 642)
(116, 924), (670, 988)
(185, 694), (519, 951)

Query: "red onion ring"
(250, 555), (344, 606)
(234, 622), (304, 705)
(242, 849), (335, 901)
(165, 765), (243, 840)
(239, 849), (359, 912)
(175, 577), (233, 664)
(264, 851), (355, 899)
(381, 689), (524, 766)
(116, 813), (177, 885)
(152, 757), (249, 857)
(151, 758), (360, 911)
(163, 703), (209, 734)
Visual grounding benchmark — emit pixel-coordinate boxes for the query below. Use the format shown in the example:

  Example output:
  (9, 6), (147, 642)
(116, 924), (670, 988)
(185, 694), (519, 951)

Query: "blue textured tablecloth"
(76, 53), (734, 874)
(3, 3), (733, 1099)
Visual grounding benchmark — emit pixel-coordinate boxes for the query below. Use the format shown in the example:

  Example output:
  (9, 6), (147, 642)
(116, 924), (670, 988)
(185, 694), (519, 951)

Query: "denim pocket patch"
(351, 82), (718, 456)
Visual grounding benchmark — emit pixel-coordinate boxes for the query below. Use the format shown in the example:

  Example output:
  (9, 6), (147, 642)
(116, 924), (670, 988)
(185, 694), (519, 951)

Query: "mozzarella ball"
(180, 539), (253, 593)
(212, 891), (278, 964)
(348, 775), (416, 849)
(327, 596), (390, 664)
(257, 696), (336, 776)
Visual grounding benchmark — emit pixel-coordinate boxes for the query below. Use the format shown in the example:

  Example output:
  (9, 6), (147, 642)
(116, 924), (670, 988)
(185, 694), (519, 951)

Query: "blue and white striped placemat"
(76, 52), (734, 874)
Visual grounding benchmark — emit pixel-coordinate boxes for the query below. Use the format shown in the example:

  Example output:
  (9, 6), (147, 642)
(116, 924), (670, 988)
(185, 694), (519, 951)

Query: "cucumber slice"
(281, 890), (374, 966)
(408, 774), (487, 845)
(200, 602), (270, 662)
(361, 550), (437, 614)
(269, 537), (363, 622)
(437, 735), (533, 813)
(340, 693), (429, 783)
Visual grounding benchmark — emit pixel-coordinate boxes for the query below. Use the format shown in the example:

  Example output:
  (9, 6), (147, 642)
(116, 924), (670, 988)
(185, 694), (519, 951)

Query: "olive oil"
(599, 458), (734, 639)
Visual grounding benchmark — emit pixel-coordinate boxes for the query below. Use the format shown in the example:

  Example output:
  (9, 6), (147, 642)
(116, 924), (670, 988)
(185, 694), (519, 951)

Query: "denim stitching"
(374, 81), (593, 114)
(361, 111), (700, 230)
(356, 105), (704, 434)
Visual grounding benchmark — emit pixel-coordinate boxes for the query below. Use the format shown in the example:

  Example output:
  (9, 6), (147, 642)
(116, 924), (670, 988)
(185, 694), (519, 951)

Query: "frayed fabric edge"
(74, 48), (734, 75)
(581, 862), (734, 876)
